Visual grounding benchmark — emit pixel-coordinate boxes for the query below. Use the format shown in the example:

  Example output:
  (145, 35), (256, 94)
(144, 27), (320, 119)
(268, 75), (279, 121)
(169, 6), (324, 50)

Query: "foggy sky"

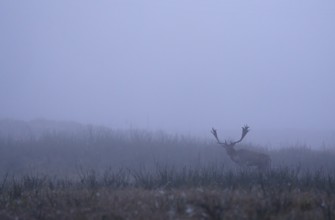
(1, 0), (335, 140)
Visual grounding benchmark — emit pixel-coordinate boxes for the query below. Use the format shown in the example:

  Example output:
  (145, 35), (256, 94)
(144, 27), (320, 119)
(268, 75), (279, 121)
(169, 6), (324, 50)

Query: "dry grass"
(0, 166), (334, 220)
(0, 186), (333, 220)
(0, 124), (334, 219)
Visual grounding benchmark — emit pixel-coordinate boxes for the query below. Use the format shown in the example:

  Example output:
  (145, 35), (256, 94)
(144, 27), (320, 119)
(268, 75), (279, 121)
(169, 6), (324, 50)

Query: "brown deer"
(211, 125), (271, 171)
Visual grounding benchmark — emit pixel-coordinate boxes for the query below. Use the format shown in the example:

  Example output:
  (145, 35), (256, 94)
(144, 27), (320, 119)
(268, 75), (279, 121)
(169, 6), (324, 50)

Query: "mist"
(1, 0), (335, 147)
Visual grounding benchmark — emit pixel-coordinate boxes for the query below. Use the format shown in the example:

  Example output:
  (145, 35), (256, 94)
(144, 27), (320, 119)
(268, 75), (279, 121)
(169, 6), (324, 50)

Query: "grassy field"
(0, 124), (334, 219)
(0, 167), (334, 220)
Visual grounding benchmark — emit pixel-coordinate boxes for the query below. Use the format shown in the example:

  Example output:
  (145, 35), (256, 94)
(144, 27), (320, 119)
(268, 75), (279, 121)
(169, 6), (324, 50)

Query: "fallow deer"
(211, 125), (271, 171)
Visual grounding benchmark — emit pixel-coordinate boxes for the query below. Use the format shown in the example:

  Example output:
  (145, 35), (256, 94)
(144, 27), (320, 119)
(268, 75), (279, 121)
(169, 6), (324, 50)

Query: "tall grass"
(0, 125), (335, 219)
(0, 126), (334, 177)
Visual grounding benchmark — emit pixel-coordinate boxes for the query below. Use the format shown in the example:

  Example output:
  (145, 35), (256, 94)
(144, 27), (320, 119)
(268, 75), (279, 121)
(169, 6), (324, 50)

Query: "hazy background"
(1, 0), (334, 147)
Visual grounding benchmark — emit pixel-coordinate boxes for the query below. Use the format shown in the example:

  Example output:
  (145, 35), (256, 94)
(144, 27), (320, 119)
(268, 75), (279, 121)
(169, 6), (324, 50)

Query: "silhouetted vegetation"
(0, 122), (334, 219)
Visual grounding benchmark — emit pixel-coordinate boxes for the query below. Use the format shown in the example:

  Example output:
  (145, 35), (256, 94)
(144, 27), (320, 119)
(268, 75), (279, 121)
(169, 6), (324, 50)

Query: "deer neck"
(225, 146), (239, 161)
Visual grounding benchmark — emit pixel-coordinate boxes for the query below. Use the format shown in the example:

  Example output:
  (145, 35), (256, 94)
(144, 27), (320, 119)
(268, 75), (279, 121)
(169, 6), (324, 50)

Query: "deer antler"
(211, 128), (222, 144)
(230, 125), (250, 145)
(211, 125), (249, 146)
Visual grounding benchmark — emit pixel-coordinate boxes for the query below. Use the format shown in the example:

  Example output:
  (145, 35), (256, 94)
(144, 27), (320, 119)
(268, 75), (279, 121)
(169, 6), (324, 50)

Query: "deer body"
(211, 125), (271, 171)
(228, 148), (270, 170)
